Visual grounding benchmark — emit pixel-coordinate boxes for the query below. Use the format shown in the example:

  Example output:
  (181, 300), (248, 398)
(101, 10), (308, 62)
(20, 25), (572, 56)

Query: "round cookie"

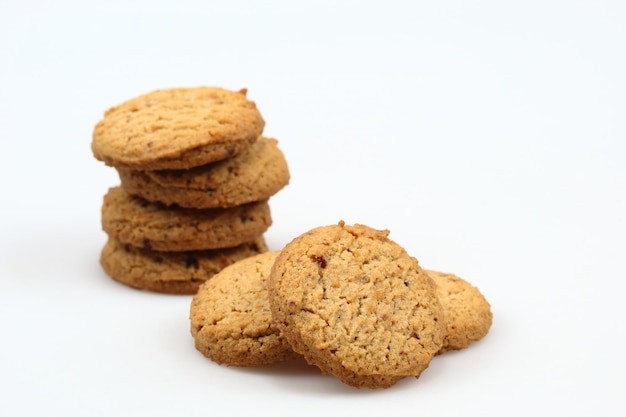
(190, 251), (299, 367)
(99, 236), (268, 294)
(101, 186), (272, 252)
(92, 87), (264, 170)
(424, 270), (493, 354)
(117, 137), (289, 209)
(268, 221), (445, 388)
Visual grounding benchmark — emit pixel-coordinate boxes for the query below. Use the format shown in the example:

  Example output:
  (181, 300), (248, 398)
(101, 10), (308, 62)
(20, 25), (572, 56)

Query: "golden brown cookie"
(425, 270), (493, 353)
(99, 236), (268, 294)
(190, 252), (299, 367)
(101, 186), (272, 252)
(91, 87), (264, 170)
(268, 221), (445, 389)
(117, 137), (289, 209)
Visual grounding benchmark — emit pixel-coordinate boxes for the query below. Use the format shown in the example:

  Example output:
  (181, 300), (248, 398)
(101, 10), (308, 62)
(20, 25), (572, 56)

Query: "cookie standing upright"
(91, 87), (265, 170)
(190, 251), (299, 367)
(268, 221), (446, 389)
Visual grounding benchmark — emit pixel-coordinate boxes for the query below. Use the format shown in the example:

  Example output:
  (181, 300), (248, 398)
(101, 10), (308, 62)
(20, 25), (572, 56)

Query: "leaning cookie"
(99, 236), (268, 294)
(117, 137), (289, 209)
(268, 221), (445, 389)
(101, 186), (272, 252)
(92, 87), (265, 170)
(190, 252), (299, 367)
(425, 270), (493, 354)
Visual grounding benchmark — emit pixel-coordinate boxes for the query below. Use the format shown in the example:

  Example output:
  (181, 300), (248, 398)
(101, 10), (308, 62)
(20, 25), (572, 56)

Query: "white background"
(1, 1), (625, 416)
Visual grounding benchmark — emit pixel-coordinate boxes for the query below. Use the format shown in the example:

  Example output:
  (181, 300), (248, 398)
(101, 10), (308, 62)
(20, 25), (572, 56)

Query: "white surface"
(1, 1), (625, 416)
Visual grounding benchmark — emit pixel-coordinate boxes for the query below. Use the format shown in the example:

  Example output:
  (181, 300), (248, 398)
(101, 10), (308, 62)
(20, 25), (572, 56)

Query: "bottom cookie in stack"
(100, 237), (267, 295)
(98, 186), (271, 294)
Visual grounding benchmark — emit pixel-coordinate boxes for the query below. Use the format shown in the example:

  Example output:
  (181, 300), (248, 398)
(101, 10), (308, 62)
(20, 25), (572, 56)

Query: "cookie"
(190, 251), (299, 367)
(99, 236), (268, 294)
(92, 87), (264, 170)
(101, 186), (272, 252)
(117, 137), (289, 209)
(268, 221), (445, 388)
(424, 270), (493, 353)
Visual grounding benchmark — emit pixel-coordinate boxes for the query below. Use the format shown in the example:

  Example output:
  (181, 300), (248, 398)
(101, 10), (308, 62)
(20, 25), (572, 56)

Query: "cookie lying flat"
(92, 87), (264, 170)
(117, 137), (289, 209)
(268, 221), (445, 389)
(190, 252), (299, 367)
(99, 236), (268, 294)
(101, 186), (272, 252)
(425, 270), (493, 354)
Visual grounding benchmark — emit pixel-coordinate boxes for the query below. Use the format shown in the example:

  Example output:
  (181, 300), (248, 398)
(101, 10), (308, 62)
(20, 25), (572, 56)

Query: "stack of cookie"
(190, 221), (493, 389)
(91, 87), (290, 294)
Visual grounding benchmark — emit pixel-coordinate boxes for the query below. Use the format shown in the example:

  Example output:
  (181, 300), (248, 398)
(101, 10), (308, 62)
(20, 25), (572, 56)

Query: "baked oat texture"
(91, 87), (264, 170)
(190, 251), (299, 367)
(99, 236), (268, 294)
(425, 270), (493, 353)
(101, 186), (272, 252)
(117, 137), (289, 209)
(268, 221), (445, 389)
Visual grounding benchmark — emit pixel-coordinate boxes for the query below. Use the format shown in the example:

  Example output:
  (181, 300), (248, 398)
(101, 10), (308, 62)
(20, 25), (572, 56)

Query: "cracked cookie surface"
(268, 221), (445, 388)
(101, 186), (272, 252)
(92, 87), (264, 170)
(117, 137), (289, 209)
(190, 251), (299, 366)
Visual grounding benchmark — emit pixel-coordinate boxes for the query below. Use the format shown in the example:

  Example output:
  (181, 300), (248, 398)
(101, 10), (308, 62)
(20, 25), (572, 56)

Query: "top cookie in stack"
(92, 87), (290, 294)
(92, 87), (265, 170)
